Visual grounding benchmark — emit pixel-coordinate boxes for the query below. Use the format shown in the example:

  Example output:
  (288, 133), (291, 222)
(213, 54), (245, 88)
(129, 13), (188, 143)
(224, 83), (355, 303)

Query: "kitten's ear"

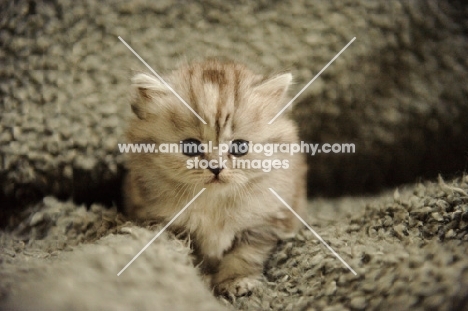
(253, 73), (292, 101)
(131, 73), (169, 119)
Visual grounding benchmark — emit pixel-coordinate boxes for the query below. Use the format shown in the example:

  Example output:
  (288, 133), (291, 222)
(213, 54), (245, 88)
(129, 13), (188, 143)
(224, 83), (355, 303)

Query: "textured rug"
(1, 175), (468, 310)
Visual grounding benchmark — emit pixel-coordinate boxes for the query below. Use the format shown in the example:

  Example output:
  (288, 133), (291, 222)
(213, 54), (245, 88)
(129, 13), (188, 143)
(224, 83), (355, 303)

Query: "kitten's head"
(127, 59), (299, 189)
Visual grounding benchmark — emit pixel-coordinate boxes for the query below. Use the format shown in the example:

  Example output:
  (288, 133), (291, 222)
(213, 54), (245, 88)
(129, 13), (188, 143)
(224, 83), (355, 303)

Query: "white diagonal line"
(268, 37), (356, 124)
(118, 36), (207, 124)
(269, 188), (357, 275)
(117, 188), (206, 276)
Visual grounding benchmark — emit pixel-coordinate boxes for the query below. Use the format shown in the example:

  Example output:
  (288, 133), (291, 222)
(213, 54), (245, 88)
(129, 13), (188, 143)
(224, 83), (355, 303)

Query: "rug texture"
(1, 175), (468, 310)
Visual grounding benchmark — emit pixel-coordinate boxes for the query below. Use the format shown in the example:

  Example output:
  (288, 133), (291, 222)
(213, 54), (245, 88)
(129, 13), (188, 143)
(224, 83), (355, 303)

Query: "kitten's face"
(127, 60), (299, 188)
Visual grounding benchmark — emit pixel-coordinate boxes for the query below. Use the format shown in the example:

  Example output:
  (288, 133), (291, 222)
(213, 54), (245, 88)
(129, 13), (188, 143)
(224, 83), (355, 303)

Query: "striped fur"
(124, 59), (307, 298)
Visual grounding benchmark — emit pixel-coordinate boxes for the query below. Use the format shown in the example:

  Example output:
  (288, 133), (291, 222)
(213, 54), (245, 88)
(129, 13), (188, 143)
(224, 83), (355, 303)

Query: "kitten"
(124, 59), (307, 298)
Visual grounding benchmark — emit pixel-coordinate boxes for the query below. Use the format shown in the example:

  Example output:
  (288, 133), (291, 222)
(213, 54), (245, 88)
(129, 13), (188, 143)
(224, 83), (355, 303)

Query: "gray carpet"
(1, 175), (468, 310)
(1, 0), (468, 310)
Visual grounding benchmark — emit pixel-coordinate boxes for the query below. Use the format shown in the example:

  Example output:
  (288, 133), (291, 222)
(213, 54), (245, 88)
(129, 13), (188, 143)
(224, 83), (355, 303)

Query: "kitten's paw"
(214, 277), (261, 300)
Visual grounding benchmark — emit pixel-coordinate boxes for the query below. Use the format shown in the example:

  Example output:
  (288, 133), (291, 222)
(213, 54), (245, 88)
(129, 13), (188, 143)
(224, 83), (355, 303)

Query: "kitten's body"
(124, 59), (306, 297)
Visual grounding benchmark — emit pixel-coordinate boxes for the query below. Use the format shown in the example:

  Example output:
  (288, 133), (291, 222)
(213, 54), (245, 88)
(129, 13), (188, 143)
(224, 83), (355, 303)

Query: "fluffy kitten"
(124, 59), (307, 298)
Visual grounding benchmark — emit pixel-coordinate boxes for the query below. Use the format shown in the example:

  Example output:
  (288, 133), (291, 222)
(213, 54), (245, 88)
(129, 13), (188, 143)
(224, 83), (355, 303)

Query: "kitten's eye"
(230, 139), (249, 156)
(181, 138), (203, 157)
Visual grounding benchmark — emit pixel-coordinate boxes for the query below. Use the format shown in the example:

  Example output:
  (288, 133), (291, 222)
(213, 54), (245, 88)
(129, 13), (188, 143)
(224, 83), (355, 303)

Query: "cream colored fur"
(124, 59), (307, 298)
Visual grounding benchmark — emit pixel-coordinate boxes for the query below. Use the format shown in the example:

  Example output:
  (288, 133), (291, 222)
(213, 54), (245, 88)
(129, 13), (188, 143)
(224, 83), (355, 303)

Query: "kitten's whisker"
(174, 183), (193, 212)
(173, 183), (187, 206)
(236, 183), (254, 209)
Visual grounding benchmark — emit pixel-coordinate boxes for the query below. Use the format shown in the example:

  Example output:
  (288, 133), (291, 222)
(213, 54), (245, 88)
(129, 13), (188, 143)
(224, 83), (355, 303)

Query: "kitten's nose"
(209, 167), (223, 176)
